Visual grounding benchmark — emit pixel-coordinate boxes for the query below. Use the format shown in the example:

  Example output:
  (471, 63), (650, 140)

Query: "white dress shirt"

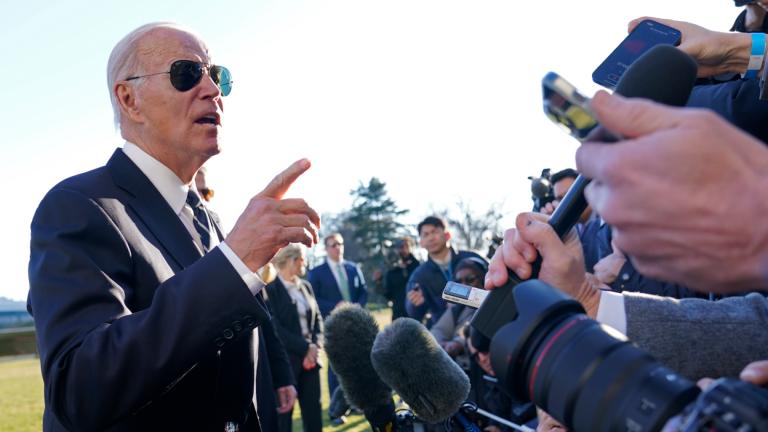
(122, 142), (264, 296)
(597, 290), (628, 335)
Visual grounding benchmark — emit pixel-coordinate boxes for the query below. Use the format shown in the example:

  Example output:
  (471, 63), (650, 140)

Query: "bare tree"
(445, 199), (505, 253)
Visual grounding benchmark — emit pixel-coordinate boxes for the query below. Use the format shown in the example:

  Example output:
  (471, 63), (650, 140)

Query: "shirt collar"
(122, 141), (190, 215)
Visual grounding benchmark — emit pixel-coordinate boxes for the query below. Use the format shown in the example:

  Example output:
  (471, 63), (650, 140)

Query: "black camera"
(529, 168), (554, 213)
(471, 279), (768, 432)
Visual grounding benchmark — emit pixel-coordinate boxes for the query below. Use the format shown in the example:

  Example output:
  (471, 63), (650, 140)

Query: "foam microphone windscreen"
(371, 317), (471, 423)
(614, 44), (697, 106)
(323, 304), (392, 411)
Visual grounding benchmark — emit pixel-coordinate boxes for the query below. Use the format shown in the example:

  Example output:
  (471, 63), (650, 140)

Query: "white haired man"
(28, 23), (319, 431)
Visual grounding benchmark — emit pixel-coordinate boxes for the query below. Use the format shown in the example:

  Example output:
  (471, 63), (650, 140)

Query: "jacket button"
(232, 321), (243, 332)
(215, 337), (225, 347)
(222, 329), (235, 339)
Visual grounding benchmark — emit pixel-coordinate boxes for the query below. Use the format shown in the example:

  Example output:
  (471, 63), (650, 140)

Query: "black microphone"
(323, 304), (397, 432)
(371, 317), (471, 424)
(472, 44), (698, 340)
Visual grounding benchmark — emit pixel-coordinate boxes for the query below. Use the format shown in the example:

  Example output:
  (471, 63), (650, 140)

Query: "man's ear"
(115, 82), (143, 123)
(444, 230), (452, 242)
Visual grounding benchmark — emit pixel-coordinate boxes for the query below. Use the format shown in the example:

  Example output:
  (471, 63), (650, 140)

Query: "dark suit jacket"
(384, 254), (420, 320)
(265, 277), (323, 368)
(255, 307), (295, 432)
(307, 261), (368, 318)
(28, 149), (269, 431)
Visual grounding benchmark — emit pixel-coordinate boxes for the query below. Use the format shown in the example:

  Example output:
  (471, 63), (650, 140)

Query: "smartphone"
(542, 72), (622, 142)
(542, 72), (599, 141)
(592, 19), (681, 89)
(442, 282), (489, 308)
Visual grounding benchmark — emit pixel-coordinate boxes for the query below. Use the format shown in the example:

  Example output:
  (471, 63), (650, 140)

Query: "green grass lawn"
(0, 309), (393, 431)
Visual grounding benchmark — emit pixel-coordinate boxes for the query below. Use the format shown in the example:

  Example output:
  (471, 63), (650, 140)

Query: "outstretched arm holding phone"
(628, 16), (764, 77)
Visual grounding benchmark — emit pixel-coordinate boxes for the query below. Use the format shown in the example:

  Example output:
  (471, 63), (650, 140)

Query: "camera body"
(529, 168), (555, 212)
(470, 279), (768, 432)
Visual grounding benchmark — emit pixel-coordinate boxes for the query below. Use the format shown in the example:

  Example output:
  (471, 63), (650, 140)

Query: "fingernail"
(741, 368), (759, 381)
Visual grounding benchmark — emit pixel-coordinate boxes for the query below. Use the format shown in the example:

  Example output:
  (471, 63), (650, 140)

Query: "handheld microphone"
(472, 44), (698, 340)
(371, 318), (471, 424)
(324, 304), (397, 432)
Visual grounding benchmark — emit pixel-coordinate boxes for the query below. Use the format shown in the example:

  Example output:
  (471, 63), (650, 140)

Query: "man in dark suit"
(27, 23), (319, 431)
(308, 233), (368, 318)
(307, 232), (367, 424)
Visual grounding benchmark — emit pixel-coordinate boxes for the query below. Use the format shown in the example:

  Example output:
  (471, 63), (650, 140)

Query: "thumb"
(740, 360), (768, 386)
(627, 16), (651, 34)
(257, 158), (311, 199)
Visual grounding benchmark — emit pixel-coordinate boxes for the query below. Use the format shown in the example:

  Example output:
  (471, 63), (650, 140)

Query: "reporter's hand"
(628, 17), (754, 77)
(306, 343), (319, 364)
(441, 341), (464, 357)
(577, 91), (768, 294)
(484, 213), (601, 317)
(276, 385), (297, 414)
(302, 356), (316, 370)
(226, 159), (321, 271)
(407, 285), (425, 306)
(540, 200), (558, 216)
(741, 360), (768, 386)
(593, 241), (626, 285)
(537, 408), (567, 432)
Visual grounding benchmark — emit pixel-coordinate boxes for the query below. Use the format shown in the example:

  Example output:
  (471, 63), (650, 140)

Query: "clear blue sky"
(0, 1), (735, 300)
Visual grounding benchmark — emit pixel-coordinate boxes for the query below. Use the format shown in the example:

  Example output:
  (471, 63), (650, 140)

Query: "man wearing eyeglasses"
(27, 23), (319, 432)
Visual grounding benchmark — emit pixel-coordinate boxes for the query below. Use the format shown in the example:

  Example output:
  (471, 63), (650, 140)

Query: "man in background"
(307, 232), (367, 424)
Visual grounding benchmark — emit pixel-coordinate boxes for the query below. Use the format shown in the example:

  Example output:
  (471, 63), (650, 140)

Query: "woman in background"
(266, 244), (324, 432)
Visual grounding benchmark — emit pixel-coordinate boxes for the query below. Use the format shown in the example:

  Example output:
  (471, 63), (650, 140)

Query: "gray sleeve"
(624, 292), (768, 380)
(430, 309), (456, 345)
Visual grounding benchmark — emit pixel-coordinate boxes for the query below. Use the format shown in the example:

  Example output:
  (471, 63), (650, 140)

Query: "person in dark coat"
(384, 237), (420, 321)
(266, 244), (324, 432)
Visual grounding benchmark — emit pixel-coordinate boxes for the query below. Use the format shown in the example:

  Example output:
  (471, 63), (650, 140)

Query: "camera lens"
(490, 280), (700, 431)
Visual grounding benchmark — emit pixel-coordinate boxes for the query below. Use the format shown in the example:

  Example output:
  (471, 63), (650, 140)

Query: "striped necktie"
(186, 190), (212, 252)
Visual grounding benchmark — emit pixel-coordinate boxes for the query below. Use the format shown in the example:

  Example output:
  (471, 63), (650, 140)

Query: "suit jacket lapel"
(107, 149), (202, 269)
(207, 208), (226, 242)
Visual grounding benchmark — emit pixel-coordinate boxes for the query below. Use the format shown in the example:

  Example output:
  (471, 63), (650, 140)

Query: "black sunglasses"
(125, 60), (233, 96)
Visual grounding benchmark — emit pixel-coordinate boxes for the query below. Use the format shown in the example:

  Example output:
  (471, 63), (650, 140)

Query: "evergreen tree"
(345, 177), (409, 273)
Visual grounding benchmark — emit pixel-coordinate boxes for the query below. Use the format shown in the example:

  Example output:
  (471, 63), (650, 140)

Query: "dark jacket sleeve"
(609, 260), (703, 299)
(687, 78), (768, 144)
(260, 310), (296, 388)
(305, 282), (324, 348)
(28, 188), (269, 431)
(405, 270), (428, 322)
